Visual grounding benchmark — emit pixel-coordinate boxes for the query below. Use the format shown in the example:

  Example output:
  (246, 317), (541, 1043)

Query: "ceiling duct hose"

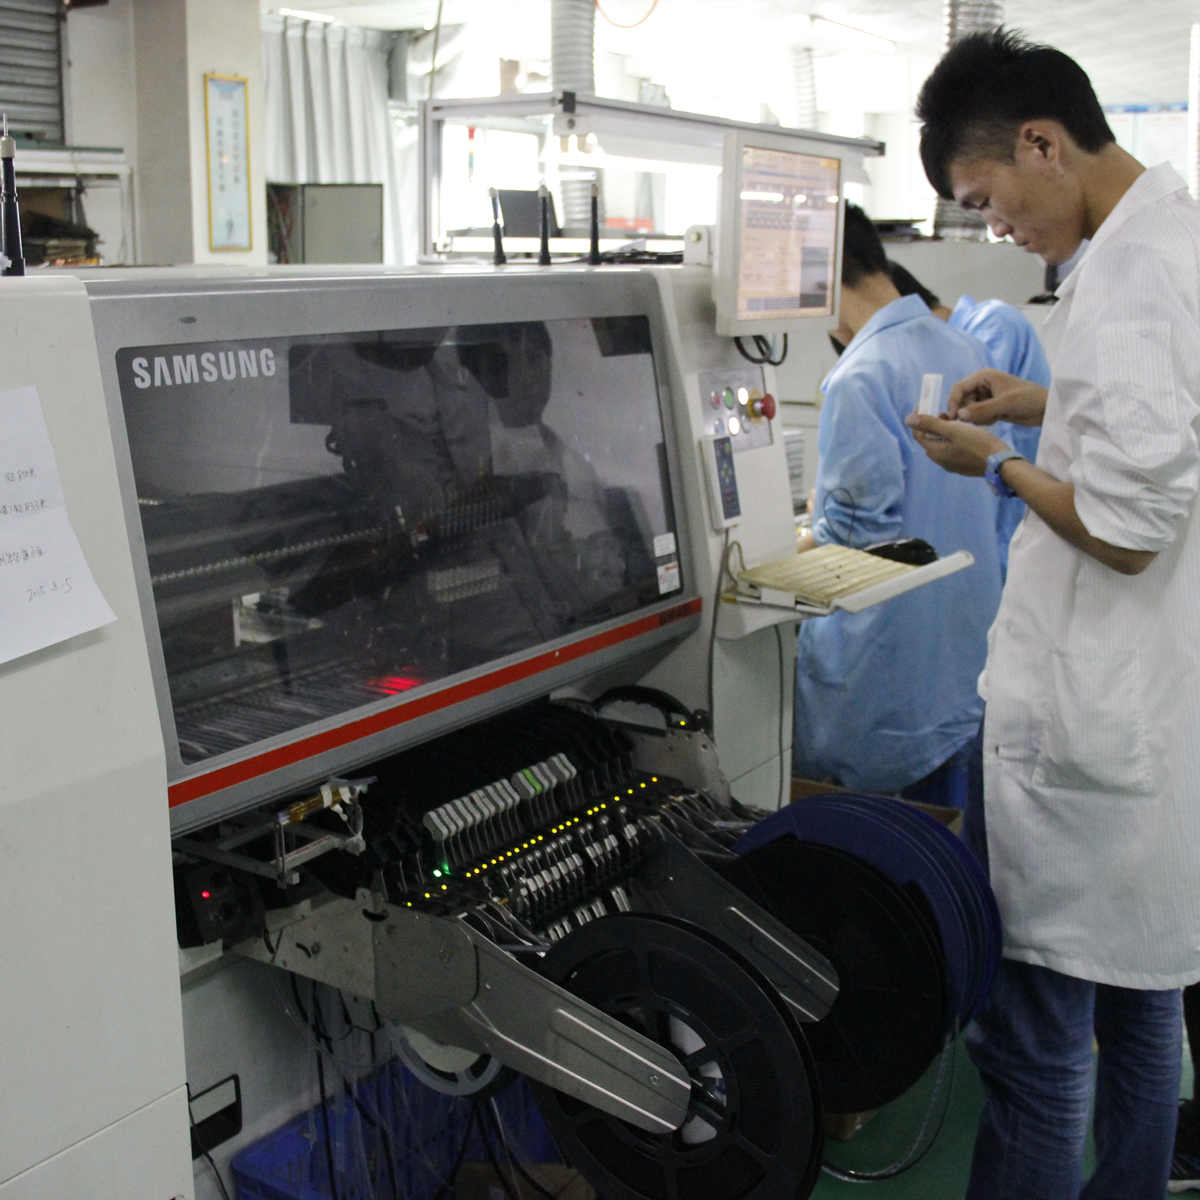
(933, 0), (1004, 240)
(1189, 24), (1200, 199)
(794, 46), (818, 131)
(551, 0), (597, 235)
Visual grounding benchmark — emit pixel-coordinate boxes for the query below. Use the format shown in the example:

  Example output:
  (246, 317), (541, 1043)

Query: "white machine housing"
(0, 261), (811, 1196)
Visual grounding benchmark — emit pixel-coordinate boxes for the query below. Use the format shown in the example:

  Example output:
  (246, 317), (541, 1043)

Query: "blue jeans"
(962, 757), (1182, 1197)
(899, 726), (984, 812)
(965, 960), (1181, 1198)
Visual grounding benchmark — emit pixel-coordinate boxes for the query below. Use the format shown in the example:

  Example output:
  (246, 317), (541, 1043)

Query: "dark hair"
(916, 28), (1114, 199)
(841, 202), (889, 286)
(888, 260), (940, 309)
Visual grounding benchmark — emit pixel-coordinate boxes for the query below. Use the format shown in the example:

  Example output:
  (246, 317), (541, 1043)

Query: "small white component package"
(918, 373), (943, 417)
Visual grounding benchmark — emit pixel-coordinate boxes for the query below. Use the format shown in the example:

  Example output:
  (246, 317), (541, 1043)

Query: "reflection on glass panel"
(115, 317), (681, 766)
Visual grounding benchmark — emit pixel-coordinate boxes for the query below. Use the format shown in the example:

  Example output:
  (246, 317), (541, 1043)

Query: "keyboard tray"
(737, 544), (974, 614)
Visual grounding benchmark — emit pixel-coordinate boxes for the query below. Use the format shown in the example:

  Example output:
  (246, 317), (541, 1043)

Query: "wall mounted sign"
(204, 73), (252, 251)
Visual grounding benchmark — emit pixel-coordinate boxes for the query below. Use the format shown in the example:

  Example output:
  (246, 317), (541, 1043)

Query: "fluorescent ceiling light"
(276, 6), (339, 22)
(548, 147), (721, 175)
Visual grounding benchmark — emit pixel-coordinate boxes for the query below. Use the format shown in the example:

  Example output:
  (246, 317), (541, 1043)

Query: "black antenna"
(1, 115), (25, 276)
(587, 180), (601, 265)
(537, 183), (551, 266)
(489, 186), (506, 265)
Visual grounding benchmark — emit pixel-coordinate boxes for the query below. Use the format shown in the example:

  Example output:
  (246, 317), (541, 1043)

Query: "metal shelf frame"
(419, 92), (884, 258)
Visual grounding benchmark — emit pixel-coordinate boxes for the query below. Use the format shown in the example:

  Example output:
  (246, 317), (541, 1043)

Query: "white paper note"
(0, 385), (116, 664)
(918, 373), (943, 417)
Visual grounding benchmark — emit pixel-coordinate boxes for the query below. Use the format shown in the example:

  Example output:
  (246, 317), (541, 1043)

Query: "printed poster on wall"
(204, 72), (252, 251)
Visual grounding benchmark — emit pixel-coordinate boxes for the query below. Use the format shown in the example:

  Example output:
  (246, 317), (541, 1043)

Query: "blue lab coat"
(795, 295), (1005, 792)
(949, 295), (1052, 567)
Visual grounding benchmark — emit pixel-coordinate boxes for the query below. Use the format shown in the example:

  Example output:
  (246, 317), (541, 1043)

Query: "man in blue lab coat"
(793, 204), (1005, 807)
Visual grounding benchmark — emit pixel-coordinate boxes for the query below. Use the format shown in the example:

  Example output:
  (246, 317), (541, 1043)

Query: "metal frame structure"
(419, 92), (885, 258)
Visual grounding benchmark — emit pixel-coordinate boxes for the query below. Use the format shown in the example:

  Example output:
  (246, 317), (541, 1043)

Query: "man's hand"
(905, 413), (1010, 476)
(948, 368), (1048, 427)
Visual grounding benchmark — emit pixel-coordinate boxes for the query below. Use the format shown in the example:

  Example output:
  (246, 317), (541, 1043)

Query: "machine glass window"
(114, 316), (680, 767)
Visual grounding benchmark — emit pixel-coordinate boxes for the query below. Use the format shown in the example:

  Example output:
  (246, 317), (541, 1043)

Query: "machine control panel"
(699, 434), (742, 530)
(698, 367), (775, 452)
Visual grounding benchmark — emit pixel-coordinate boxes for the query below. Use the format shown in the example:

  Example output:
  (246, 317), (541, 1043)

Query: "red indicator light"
(365, 674), (422, 696)
(200, 889), (212, 900)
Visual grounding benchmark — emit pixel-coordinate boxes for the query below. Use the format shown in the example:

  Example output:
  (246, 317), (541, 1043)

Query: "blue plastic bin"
(231, 1060), (556, 1200)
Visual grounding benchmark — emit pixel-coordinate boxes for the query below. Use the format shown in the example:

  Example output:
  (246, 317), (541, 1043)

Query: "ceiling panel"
(264, 1), (1198, 107)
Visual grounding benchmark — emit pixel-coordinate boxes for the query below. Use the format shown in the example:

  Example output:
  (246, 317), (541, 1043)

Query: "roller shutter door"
(0, 0), (62, 144)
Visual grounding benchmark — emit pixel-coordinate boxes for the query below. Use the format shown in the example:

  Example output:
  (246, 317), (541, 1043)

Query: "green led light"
(441, 861), (451, 874)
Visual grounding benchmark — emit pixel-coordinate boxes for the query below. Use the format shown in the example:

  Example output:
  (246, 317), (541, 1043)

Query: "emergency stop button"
(750, 392), (777, 420)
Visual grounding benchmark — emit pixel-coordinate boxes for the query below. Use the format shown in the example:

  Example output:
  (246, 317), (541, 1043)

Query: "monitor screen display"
(734, 144), (841, 324)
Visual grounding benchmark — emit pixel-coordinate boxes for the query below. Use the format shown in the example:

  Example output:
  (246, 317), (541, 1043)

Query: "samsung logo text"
(130, 347), (277, 389)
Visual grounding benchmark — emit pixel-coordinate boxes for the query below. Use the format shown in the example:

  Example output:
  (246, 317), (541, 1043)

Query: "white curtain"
(262, 14), (406, 262)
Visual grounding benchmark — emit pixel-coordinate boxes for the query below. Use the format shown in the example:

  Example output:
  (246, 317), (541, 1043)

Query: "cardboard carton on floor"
(455, 1162), (596, 1199)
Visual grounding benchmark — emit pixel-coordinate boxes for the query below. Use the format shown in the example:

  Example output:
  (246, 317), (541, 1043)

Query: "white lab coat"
(980, 163), (1200, 988)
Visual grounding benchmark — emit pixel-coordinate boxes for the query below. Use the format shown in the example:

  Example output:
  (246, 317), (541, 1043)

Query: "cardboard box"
(455, 1162), (596, 1199)
(823, 1108), (879, 1141)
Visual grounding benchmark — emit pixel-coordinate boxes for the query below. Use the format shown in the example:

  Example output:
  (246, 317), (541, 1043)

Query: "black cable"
(473, 1099), (522, 1200)
(432, 1102), (482, 1199)
(776, 622), (789, 809)
(734, 336), (766, 365)
(187, 1098), (233, 1200)
(484, 1095), (558, 1199)
(707, 529), (732, 727)
(820, 485), (860, 547)
(733, 333), (788, 366)
(314, 1011), (341, 1200)
(821, 1034), (959, 1182)
(755, 333), (788, 365)
(342, 1072), (404, 1200)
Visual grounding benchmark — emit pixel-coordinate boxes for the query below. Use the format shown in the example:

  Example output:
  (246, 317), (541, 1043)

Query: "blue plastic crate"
(232, 1060), (556, 1200)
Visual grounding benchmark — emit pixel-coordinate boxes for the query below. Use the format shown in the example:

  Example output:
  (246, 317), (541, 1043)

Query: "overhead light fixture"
(546, 135), (721, 176)
(276, 6), (339, 22)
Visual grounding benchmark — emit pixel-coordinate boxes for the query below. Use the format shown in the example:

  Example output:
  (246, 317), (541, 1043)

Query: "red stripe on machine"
(168, 597), (701, 809)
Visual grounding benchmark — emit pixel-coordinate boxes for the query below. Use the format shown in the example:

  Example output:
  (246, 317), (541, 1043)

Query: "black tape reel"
(533, 912), (823, 1200)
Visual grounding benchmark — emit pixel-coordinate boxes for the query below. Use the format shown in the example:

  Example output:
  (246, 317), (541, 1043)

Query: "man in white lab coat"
(907, 27), (1200, 1200)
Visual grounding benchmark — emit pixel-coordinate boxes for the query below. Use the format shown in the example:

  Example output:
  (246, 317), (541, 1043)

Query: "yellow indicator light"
(652, 776), (659, 782)
(640, 782), (647, 789)
(406, 901), (413, 907)
(627, 788), (634, 795)
(424, 892), (432, 899)
(601, 803), (607, 809)
(441, 884), (448, 891)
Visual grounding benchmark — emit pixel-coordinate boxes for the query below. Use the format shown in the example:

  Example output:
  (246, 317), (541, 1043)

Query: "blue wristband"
(985, 449), (1024, 499)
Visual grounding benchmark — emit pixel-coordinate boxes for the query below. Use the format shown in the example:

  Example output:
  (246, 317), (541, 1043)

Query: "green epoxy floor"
(809, 1040), (984, 1198)
(806, 1037), (1192, 1199)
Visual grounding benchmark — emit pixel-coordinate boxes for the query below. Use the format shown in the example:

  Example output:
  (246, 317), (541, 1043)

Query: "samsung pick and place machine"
(0, 125), (993, 1200)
